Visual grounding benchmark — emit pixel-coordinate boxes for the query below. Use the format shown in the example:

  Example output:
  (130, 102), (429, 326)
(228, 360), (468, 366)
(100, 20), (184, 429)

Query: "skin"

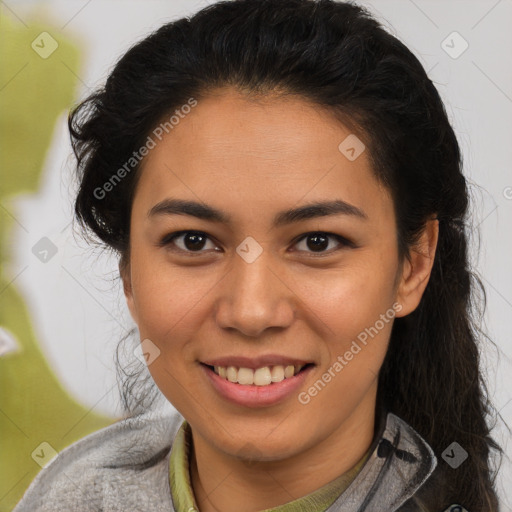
(122, 87), (438, 512)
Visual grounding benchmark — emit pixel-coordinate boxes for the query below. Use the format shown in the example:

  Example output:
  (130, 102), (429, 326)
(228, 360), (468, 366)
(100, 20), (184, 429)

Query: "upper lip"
(201, 354), (314, 370)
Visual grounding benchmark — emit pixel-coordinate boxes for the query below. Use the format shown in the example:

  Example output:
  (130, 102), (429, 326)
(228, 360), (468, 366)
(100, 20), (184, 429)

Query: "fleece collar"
(13, 406), (436, 512)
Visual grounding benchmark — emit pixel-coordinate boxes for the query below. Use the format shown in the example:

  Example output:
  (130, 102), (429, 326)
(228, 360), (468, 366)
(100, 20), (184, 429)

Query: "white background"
(3, 0), (511, 507)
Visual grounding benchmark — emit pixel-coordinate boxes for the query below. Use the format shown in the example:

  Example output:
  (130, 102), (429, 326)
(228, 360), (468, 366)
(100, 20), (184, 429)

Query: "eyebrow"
(147, 198), (368, 227)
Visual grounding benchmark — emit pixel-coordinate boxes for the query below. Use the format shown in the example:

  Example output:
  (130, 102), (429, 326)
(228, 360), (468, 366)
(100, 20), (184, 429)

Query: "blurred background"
(0, 0), (511, 510)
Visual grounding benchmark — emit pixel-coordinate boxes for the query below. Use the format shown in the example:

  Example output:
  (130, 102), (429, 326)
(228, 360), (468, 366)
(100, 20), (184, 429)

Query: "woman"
(14, 0), (502, 510)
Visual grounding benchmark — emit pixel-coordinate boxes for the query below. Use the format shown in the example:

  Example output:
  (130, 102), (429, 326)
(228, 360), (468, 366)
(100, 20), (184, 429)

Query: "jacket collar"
(325, 410), (437, 511)
(13, 404), (436, 512)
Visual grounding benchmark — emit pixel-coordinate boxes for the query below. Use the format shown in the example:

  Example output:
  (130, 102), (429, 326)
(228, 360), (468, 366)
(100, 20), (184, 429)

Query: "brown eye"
(160, 231), (218, 253)
(293, 232), (353, 255)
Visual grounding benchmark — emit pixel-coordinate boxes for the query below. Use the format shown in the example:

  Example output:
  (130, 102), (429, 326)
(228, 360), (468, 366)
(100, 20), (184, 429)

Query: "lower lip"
(200, 363), (315, 408)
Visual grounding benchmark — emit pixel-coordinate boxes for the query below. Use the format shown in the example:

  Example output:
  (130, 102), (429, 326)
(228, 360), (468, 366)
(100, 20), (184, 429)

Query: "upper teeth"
(213, 365), (305, 386)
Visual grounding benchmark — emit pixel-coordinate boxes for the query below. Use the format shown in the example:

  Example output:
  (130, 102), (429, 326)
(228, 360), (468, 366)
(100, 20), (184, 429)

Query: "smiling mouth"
(201, 363), (315, 386)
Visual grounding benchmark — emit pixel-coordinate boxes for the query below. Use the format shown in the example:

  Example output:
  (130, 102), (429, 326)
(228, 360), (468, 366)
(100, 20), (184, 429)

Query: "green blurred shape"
(0, 12), (115, 511)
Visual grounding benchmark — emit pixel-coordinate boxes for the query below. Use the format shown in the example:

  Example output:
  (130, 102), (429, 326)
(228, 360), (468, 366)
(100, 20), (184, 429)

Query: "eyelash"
(158, 230), (355, 257)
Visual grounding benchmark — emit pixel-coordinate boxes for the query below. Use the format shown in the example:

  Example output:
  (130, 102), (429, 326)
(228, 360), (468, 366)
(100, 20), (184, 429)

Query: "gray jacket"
(14, 408), (447, 512)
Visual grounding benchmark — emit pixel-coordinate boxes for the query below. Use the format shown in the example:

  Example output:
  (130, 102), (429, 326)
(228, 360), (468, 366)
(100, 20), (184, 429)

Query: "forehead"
(133, 88), (393, 226)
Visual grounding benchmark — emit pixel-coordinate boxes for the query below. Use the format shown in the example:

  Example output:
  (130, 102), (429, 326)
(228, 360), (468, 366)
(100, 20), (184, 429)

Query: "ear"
(120, 258), (138, 324)
(394, 218), (439, 318)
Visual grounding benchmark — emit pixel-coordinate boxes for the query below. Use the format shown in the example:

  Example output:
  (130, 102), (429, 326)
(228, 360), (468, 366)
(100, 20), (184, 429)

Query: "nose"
(214, 252), (295, 338)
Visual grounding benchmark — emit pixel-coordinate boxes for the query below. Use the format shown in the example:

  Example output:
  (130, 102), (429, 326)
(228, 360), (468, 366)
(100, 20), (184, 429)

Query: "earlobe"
(394, 218), (439, 318)
(120, 259), (138, 323)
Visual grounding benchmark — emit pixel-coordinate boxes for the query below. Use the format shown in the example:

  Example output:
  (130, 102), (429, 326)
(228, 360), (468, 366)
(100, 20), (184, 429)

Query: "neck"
(189, 390), (377, 512)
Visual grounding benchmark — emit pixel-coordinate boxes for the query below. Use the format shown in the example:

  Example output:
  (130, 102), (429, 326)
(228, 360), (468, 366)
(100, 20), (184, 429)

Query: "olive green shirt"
(169, 420), (371, 512)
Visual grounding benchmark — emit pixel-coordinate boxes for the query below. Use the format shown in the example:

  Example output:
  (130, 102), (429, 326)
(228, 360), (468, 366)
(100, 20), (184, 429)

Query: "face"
(122, 87), (434, 465)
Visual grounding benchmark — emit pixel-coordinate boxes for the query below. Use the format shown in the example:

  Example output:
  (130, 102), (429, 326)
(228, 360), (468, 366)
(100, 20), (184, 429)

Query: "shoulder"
(14, 408), (184, 512)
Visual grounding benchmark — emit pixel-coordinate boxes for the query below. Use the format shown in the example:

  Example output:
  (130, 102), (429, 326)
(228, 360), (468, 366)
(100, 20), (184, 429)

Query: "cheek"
(298, 262), (398, 340)
(129, 245), (212, 339)
(296, 270), (395, 423)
